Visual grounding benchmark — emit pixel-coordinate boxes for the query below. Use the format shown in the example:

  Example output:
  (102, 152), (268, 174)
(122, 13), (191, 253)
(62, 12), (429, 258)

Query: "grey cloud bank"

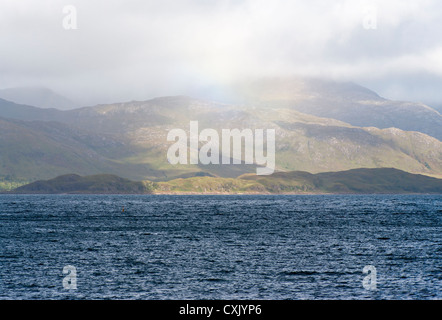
(0, 0), (441, 108)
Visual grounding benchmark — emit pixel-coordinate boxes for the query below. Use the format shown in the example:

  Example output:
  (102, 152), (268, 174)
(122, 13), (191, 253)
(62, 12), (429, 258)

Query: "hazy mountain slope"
(0, 104), (257, 183)
(79, 97), (442, 177)
(230, 78), (442, 141)
(0, 94), (441, 182)
(0, 117), (158, 181)
(77, 97), (441, 177)
(270, 120), (442, 176)
(0, 87), (77, 110)
(0, 98), (64, 121)
(2, 79), (441, 140)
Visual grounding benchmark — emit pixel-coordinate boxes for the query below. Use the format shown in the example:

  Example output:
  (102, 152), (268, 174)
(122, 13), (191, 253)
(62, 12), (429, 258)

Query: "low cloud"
(0, 0), (441, 106)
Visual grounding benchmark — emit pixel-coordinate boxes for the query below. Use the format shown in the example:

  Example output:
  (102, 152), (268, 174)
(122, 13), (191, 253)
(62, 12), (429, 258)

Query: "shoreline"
(1, 191), (440, 196)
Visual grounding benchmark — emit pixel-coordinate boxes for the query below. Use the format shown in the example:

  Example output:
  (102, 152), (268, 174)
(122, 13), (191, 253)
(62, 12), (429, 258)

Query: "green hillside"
(8, 168), (442, 194)
(11, 174), (154, 194)
(1, 87), (441, 186)
(240, 168), (442, 194)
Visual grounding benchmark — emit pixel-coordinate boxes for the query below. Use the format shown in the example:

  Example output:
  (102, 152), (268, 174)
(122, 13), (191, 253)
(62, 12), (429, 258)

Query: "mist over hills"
(0, 78), (441, 189)
(433, 105), (442, 113)
(227, 78), (442, 141)
(0, 87), (78, 110)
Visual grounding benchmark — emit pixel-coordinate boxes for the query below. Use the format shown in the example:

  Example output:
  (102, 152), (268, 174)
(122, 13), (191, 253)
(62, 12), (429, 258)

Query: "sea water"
(0, 194), (440, 300)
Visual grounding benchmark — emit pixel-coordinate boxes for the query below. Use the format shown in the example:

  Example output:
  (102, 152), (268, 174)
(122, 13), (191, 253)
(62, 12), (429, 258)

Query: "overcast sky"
(1, 0), (442, 107)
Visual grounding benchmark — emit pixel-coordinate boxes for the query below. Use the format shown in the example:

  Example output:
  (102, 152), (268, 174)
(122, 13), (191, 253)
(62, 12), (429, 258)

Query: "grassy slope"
(155, 176), (265, 193)
(11, 174), (154, 194)
(9, 168), (441, 194)
(158, 168), (442, 194)
(0, 177), (30, 191)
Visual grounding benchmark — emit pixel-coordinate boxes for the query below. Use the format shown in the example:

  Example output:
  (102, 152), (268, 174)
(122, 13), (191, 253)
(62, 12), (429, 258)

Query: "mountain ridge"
(227, 77), (442, 140)
(0, 79), (441, 187)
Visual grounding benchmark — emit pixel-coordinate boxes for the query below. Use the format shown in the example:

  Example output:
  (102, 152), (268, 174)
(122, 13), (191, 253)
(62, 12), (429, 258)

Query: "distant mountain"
(0, 98), (63, 121)
(0, 94), (441, 187)
(229, 77), (442, 141)
(9, 168), (442, 194)
(0, 87), (78, 110)
(11, 174), (153, 194)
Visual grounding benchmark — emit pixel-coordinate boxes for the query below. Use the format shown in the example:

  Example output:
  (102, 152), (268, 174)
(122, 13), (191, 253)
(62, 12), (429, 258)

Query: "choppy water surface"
(0, 194), (440, 300)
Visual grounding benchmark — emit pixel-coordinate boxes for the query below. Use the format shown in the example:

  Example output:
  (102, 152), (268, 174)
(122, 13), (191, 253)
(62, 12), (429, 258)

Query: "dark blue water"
(0, 195), (440, 300)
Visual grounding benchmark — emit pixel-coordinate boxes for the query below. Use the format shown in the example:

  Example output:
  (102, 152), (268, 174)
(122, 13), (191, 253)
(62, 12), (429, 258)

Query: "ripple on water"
(0, 194), (440, 300)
